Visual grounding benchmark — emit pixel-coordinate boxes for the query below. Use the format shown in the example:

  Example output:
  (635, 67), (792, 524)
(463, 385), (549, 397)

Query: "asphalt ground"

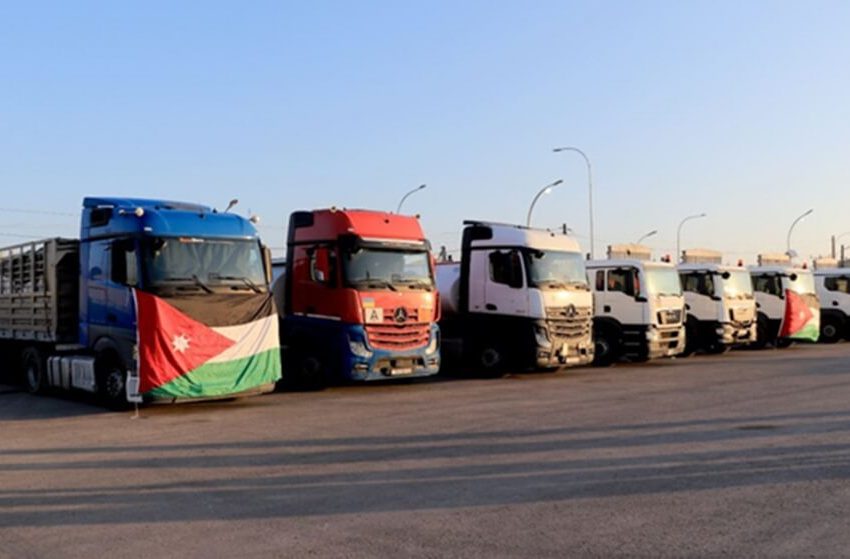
(1, 344), (850, 558)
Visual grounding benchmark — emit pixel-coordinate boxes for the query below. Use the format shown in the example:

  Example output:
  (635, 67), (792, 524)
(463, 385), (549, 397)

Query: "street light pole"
(786, 208), (813, 258)
(526, 179), (564, 227)
(636, 230), (658, 244)
(676, 213), (707, 263)
(553, 146), (594, 258)
(396, 184), (427, 214)
(831, 231), (850, 259)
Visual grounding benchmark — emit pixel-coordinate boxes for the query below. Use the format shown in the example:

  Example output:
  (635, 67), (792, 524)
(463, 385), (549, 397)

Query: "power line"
(0, 207), (77, 217)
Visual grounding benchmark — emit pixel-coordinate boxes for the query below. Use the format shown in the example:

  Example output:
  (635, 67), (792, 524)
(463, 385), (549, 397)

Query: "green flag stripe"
(787, 321), (819, 342)
(145, 347), (282, 399)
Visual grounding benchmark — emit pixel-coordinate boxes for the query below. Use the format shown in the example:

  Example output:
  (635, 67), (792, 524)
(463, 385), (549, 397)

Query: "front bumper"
(534, 320), (594, 368)
(345, 324), (440, 381)
(717, 321), (757, 346)
(646, 324), (686, 358)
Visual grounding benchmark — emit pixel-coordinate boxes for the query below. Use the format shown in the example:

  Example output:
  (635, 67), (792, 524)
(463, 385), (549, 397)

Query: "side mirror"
(634, 295), (648, 303)
(314, 269), (326, 283)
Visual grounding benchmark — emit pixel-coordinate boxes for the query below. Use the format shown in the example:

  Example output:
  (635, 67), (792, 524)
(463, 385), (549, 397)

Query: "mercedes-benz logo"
(565, 304), (577, 318)
(394, 307), (409, 324)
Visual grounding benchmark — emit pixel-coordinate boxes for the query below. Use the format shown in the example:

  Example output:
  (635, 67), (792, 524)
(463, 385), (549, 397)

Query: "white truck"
(813, 258), (850, 343)
(436, 221), (594, 373)
(749, 253), (820, 347)
(586, 244), (686, 366)
(677, 249), (757, 354)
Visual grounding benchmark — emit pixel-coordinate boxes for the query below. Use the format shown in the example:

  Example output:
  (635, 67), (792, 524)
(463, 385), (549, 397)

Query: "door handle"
(485, 303), (497, 311)
(603, 305), (611, 313)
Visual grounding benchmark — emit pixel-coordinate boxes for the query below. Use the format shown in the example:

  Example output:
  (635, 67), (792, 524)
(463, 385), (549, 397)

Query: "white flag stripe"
(208, 315), (280, 364)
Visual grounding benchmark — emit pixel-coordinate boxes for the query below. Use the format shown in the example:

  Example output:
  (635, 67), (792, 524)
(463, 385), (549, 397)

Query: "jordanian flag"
(134, 290), (282, 399)
(778, 289), (820, 342)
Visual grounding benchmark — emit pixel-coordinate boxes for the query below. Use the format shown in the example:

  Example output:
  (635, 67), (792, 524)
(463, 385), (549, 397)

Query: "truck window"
(753, 274), (781, 296)
(595, 270), (605, 291)
(111, 239), (138, 287)
(489, 250), (523, 288)
(824, 276), (850, 294)
(607, 269), (635, 296)
(88, 241), (109, 281)
(681, 273), (714, 296)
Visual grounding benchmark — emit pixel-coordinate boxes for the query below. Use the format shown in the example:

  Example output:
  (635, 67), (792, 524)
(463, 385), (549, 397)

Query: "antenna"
(224, 199), (239, 213)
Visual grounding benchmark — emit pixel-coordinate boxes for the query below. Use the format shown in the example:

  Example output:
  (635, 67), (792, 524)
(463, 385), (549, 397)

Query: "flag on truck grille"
(134, 290), (281, 398)
(778, 289), (819, 342)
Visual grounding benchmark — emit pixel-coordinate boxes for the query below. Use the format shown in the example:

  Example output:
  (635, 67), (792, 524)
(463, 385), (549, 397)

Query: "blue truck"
(0, 197), (281, 407)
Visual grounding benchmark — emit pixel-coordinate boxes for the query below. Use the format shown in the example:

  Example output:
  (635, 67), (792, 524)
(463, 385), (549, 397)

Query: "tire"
(592, 327), (620, 367)
(97, 355), (130, 410)
(21, 347), (46, 394)
(820, 317), (842, 344)
(776, 338), (793, 349)
(465, 343), (505, 377)
(282, 347), (327, 390)
(705, 343), (730, 355)
(680, 319), (699, 357)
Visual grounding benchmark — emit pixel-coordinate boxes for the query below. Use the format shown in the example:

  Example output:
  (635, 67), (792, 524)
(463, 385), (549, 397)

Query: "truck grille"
(545, 306), (593, 339)
(657, 309), (683, 325)
(365, 324), (430, 350)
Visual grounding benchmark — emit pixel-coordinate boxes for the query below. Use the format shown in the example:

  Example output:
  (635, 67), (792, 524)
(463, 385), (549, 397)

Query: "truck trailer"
(436, 221), (593, 373)
(0, 197), (281, 407)
(273, 208), (440, 386)
(677, 249), (757, 354)
(586, 244), (686, 365)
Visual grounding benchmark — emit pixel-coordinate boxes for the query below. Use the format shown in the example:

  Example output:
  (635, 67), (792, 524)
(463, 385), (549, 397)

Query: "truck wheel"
(282, 347), (327, 391)
(22, 347), (46, 394)
(97, 356), (130, 410)
(820, 317), (842, 344)
(705, 342), (730, 355)
(592, 328), (620, 367)
(776, 338), (793, 349)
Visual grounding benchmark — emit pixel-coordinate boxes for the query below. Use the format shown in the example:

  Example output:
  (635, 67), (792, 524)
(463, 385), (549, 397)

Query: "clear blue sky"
(2, 1), (849, 261)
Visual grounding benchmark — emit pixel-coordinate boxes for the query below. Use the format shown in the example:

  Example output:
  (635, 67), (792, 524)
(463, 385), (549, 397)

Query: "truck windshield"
(644, 267), (682, 296)
(721, 270), (754, 299)
(523, 249), (587, 289)
(143, 237), (266, 291)
(343, 248), (433, 290)
(785, 271), (815, 295)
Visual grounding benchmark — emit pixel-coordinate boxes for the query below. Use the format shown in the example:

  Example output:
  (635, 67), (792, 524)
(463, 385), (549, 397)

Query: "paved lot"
(1, 344), (850, 558)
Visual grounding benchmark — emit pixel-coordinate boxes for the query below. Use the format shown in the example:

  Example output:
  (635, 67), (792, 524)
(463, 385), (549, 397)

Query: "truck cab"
(813, 258), (850, 343)
(436, 221), (593, 373)
(1, 197), (281, 407)
(677, 249), (757, 354)
(586, 244), (686, 365)
(750, 253), (820, 347)
(275, 208), (440, 385)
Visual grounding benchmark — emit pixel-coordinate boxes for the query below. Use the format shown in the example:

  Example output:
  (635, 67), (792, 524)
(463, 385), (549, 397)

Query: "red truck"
(273, 208), (440, 386)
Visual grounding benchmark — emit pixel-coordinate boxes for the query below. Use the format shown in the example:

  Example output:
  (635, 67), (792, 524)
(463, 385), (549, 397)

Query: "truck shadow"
(1, 409), (850, 527)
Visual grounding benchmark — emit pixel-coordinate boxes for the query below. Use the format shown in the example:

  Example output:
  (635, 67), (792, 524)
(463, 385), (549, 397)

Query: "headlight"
(348, 337), (372, 358)
(426, 331), (439, 354)
(646, 327), (659, 342)
(534, 325), (551, 348)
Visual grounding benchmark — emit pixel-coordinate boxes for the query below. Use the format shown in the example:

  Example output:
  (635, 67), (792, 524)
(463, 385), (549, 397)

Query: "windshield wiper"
(351, 279), (398, 291)
(210, 274), (263, 293)
(394, 279), (433, 290)
(191, 274), (214, 294)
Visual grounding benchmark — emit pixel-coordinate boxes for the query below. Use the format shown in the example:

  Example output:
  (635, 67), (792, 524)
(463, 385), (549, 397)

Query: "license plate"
(559, 343), (569, 356)
(391, 367), (413, 376)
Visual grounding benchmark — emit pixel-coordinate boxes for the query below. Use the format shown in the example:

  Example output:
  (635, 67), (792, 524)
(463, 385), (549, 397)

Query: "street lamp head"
(551, 179), (564, 186)
(542, 187), (553, 196)
(416, 184), (427, 191)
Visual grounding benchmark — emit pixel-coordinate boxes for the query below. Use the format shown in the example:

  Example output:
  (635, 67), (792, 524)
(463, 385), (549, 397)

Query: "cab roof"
(289, 208), (427, 244)
(462, 221), (582, 253)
